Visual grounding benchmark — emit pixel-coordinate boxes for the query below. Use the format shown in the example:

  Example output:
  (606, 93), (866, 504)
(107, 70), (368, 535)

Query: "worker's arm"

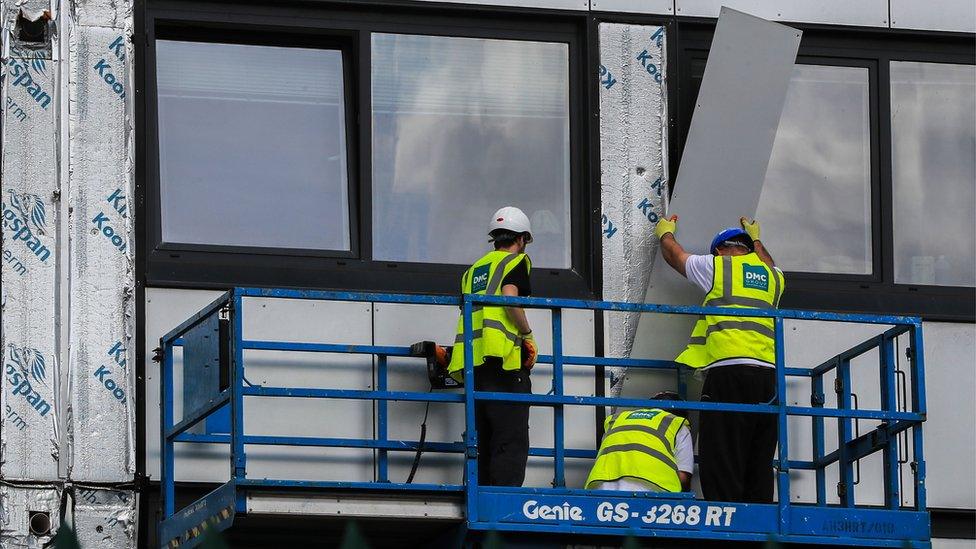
(679, 471), (692, 492)
(740, 217), (775, 267)
(655, 215), (691, 277)
(502, 284), (532, 335)
(753, 239), (776, 268)
(660, 234), (691, 278)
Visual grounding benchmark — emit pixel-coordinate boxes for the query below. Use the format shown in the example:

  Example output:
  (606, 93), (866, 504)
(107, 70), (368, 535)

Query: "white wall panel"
(891, 0), (976, 33)
(591, 0), (672, 14)
(374, 302), (465, 485)
(674, 0), (890, 28)
(918, 321), (976, 509)
(410, 0), (587, 10)
(144, 288), (224, 481)
(1, 40), (62, 483)
(374, 304), (596, 488)
(146, 289), (374, 483)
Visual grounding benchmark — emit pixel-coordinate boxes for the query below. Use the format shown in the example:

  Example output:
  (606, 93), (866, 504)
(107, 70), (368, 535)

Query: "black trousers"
(697, 364), (778, 503)
(474, 359), (531, 487)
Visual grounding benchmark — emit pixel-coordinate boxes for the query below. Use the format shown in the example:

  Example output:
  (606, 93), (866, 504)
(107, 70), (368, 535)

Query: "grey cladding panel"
(670, 7), (802, 237)
(629, 10), (800, 396)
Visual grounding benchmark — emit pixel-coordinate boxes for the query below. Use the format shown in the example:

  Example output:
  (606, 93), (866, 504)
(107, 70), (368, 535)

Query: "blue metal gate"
(157, 288), (929, 548)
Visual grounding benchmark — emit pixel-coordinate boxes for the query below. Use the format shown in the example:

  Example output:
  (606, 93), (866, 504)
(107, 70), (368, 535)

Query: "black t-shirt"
(501, 257), (532, 296)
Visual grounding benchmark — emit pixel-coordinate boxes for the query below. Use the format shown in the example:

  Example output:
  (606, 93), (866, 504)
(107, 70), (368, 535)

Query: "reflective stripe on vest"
(675, 254), (784, 369)
(448, 251), (530, 375)
(585, 409), (687, 492)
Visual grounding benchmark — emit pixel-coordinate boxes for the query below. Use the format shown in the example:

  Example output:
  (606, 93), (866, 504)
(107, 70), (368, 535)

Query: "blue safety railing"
(158, 288), (929, 548)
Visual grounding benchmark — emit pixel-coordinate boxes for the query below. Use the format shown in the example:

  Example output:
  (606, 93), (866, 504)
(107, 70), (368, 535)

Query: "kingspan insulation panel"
(70, 0), (133, 29)
(0, 485), (61, 548)
(71, 487), (137, 548)
(66, 23), (135, 483)
(1, 10), (62, 482)
(597, 23), (667, 399)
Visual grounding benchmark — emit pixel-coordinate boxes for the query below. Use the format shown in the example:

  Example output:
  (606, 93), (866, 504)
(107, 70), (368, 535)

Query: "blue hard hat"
(709, 227), (754, 254)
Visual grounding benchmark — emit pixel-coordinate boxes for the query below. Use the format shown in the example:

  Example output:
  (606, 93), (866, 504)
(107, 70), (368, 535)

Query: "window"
(142, 6), (589, 296)
(156, 40), (352, 251)
(371, 34), (571, 268)
(758, 64), (873, 275)
(890, 61), (976, 287)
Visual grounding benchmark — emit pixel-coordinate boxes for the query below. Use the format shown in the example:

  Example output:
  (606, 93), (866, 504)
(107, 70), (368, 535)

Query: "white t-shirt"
(683, 254), (783, 369)
(590, 425), (694, 492)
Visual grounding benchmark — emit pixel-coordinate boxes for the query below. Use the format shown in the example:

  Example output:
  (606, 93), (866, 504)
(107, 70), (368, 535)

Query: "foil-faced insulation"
(66, 23), (135, 483)
(71, 487), (137, 548)
(2, 1), (137, 547)
(0, 484), (62, 547)
(1, 0), (62, 483)
(598, 23), (667, 398)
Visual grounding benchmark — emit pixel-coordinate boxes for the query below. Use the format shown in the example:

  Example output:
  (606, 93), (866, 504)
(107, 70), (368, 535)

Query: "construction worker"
(585, 392), (694, 492)
(654, 216), (784, 503)
(448, 206), (539, 487)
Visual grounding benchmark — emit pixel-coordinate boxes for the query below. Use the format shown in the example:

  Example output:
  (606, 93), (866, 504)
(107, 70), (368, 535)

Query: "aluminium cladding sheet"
(1, 42), (62, 480)
(626, 9), (801, 396)
(72, 487), (137, 548)
(597, 23), (667, 399)
(0, 484), (61, 547)
(66, 24), (135, 483)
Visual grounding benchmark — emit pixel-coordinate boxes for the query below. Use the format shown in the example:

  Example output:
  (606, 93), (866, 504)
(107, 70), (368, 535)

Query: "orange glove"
(434, 344), (450, 368)
(521, 332), (537, 370)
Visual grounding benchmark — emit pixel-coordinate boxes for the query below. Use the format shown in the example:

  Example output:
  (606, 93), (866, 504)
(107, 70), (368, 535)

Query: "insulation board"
(0, 485), (61, 547)
(66, 23), (135, 483)
(597, 23), (667, 398)
(1, 19), (62, 482)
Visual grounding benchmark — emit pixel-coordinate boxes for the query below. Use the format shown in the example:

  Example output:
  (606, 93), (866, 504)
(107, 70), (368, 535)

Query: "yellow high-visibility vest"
(585, 409), (688, 492)
(675, 253), (785, 369)
(448, 251), (531, 377)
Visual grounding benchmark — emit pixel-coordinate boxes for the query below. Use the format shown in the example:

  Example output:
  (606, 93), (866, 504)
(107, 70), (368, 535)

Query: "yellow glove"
(521, 332), (538, 370)
(740, 217), (760, 241)
(654, 215), (678, 240)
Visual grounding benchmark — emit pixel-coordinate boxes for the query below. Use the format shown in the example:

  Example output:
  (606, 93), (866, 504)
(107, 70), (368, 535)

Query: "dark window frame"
(140, 1), (595, 298)
(671, 21), (975, 321)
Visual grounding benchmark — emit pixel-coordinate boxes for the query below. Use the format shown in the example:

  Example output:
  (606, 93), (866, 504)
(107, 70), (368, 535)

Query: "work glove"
(434, 344), (450, 368)
(740, 217), (760, 241)
(654, 215), (678, 240)
(521, 332), (538, 370)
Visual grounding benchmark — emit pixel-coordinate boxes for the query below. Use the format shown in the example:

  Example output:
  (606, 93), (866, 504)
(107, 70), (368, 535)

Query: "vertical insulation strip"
(597, 23), (668, 398)
(1, 0), (62, 483)
(66, 24), (135, 482)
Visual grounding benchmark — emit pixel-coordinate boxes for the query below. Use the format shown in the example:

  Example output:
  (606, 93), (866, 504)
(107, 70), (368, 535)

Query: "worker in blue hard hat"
(654, 215), (784, 504)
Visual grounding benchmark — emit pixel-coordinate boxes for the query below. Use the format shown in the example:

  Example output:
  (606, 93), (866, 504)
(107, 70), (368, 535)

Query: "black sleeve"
(501, 257), (532, 296)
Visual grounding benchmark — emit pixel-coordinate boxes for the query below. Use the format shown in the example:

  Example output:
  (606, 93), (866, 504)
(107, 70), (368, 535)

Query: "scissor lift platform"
(157, 288), (930, 548)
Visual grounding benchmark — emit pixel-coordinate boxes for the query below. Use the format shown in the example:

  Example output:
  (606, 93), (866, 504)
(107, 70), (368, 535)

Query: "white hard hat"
(488, 206), (533, 243)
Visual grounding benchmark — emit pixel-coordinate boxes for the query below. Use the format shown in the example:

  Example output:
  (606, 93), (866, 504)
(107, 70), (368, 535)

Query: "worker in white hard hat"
(447, 206), (538, 486)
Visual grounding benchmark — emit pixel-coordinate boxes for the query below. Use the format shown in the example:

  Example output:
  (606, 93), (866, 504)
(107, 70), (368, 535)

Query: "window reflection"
(371, 34), (571, 268)
(156, 41), (350, 250)
(891, 61), (976, 287)
(757, 64), (873, 275)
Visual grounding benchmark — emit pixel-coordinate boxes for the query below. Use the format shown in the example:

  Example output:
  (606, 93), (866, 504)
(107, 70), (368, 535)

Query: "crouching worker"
(585, 392), (694, 492)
